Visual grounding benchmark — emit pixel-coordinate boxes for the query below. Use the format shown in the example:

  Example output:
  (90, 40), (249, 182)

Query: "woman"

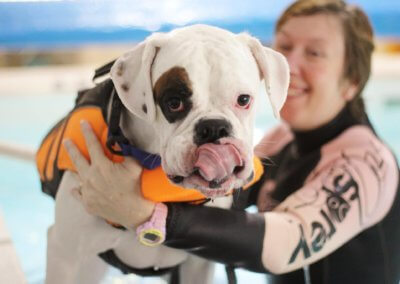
(64, 0), (400, 283)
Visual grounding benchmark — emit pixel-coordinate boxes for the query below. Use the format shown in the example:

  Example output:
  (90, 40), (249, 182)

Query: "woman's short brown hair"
(276, 0), (375, 119)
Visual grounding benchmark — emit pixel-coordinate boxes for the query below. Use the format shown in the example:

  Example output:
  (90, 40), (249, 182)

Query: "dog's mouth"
(167, 138), (251, 198)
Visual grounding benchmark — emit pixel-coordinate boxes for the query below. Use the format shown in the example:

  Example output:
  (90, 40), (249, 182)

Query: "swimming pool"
(0, 77), (399, 283)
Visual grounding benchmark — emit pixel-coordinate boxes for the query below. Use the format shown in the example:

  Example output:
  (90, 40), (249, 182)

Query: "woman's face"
(274, 14), (356, 131)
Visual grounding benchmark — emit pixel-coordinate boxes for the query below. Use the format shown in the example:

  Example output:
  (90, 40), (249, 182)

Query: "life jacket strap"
(106, 89), (162, 170)
(106, 88), (129, 155)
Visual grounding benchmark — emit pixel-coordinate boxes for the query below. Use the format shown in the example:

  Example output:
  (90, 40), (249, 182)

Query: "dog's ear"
(110, 34), (166, 122)
(238, 33), (290, 118)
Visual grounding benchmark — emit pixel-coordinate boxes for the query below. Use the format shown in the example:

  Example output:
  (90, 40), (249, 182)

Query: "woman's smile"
(287, 82), (308, 98)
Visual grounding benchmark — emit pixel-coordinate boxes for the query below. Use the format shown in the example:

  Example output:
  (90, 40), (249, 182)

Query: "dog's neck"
(120, 109), (159, 155)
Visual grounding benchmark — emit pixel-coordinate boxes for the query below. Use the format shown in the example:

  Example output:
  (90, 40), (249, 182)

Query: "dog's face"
(111, 25), (289, 198)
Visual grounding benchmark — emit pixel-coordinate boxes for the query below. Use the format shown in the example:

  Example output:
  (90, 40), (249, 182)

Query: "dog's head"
(111, 24), (289, 198)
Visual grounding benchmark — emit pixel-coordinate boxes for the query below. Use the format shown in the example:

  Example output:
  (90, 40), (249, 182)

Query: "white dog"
(39, 24), (289, 283)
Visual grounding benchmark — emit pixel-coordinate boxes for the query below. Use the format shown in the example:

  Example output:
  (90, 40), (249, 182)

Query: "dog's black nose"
(194, 119), (232, 145)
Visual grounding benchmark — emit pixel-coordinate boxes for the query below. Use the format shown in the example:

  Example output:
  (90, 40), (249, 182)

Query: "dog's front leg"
(46, 171), (121, 284)
(46, 225), (109, 284)
(178, 254), (215, 284)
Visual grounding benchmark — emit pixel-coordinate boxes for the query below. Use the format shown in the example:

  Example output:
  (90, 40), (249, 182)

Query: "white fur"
(47, 24), (289, 283)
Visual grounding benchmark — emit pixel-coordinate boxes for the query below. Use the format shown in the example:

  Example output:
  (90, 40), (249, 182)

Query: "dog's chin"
(166, 138), (253, 198)
(167, 163), (254, 198)
(169, 168), (252, 198)
(182, 174), (236, 198)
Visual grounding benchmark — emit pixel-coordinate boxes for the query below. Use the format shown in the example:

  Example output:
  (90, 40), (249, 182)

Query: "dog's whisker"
(149, 155), (158, 169)
(254, 154), (275, 167)
(142, 154), (154, 163)
(261, 160), (275, 167)
(256, 140), (278, 146)
(234, 187), (242, 205)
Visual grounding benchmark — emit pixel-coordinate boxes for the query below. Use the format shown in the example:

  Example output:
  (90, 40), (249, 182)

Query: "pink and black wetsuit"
(164, 106), (400, 284)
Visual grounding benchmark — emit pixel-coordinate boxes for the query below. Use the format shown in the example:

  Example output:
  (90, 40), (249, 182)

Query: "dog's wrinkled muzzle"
(168, 138), (251, 198)
(194, 143), (243, 183)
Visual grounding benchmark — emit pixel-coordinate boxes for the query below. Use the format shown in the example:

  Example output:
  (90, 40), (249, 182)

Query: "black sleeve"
(164, 202), (268, 273)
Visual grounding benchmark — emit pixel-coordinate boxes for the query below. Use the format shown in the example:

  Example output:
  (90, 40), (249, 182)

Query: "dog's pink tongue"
(194, 143), (242, 181)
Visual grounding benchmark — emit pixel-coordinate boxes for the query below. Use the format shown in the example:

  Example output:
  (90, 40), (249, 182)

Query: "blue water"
(0, 78), (399, 283)
(0, 95), (73, 284)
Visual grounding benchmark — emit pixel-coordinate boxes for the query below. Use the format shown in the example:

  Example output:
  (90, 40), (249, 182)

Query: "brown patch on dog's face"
(154, 66), (193, 123)
(153, 67), (192, 100)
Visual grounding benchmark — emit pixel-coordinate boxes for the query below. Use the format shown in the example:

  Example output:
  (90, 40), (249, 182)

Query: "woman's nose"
(285, 51), (301, 75)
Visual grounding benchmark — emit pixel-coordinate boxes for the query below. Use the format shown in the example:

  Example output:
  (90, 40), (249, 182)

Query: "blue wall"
(0, 0), (399, 49)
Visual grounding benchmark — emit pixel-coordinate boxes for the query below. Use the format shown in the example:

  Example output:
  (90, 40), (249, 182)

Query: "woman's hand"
(63, 120), (155, 230)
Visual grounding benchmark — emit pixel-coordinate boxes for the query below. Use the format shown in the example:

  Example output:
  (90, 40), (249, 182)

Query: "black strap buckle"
(105, 88), (130, 156)
(92, 59), (116, 82)
(106, 135), (129, 156)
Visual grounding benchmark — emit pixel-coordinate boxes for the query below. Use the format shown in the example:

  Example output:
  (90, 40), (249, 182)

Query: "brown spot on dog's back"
(153, 66), (192, 101)
(121, 83), (129, 91)
(117, 62), (124, 76)
(142, 104), (147, 113)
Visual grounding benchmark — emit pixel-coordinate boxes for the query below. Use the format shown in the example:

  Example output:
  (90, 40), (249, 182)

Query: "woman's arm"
(165, 203), (267, 272)
(162, 128), (399, 274)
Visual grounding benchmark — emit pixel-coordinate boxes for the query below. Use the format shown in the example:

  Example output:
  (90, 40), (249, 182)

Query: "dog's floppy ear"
(238, 33), (290, 118)
(110, 34), (165, 122)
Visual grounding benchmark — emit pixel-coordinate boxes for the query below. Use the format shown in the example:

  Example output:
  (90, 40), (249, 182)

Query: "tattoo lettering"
(287, 142), (389, 265)
(289, 165), (359, 264)
(289, 225), (311, 264)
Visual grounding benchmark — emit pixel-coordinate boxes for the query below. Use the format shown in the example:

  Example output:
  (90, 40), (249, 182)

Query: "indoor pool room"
(1, 1), (400, 283)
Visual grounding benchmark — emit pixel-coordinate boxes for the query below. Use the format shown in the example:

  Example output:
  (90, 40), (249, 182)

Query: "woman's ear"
(342, 81), (359, 101)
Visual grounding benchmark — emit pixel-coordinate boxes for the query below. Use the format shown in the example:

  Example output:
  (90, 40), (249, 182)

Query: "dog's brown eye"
(237, 94), (251, 108)
(167, 97), (184, 112)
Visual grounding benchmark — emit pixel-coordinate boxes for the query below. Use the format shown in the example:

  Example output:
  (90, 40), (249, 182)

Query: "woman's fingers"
(69, 172), (84, 201)
(122, 157), (143, 180)
(63, 119), (154, 228)
(63, 138), (90, 174)
(80, 120), (108, 165)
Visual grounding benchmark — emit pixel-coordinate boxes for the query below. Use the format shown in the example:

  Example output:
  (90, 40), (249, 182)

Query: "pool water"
(0, 85), (399, 283)
(0, 95), (73, 284)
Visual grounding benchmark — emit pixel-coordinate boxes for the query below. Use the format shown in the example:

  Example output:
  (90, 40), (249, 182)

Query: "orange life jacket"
(36, 79), (263, 203)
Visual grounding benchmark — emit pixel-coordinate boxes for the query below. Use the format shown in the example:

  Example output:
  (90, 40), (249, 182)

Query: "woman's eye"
(274, 41), (292, 54)
(236, 94), (252, 109)
(306, 48), (322, 57)
(277, 44), (291, 52)
(167, 97), (184, 112)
